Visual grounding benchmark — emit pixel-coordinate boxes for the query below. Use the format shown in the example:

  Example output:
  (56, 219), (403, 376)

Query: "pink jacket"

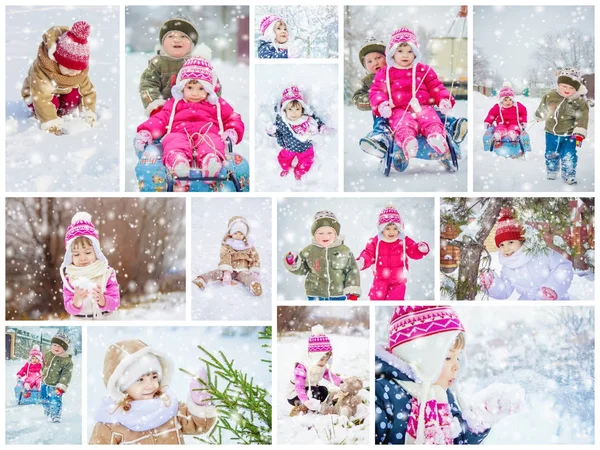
(484, 103), (527, 128)
(292, 363), (343, 403)
(17, 362), (43, 388)
(63, 270), (120, 316)
(137, 97), (245, 144)
(359, 236), (429, 281)
(369, 63), (454, 116)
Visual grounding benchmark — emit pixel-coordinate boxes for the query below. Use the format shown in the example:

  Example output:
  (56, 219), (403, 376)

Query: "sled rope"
(443, 18), (467, 131)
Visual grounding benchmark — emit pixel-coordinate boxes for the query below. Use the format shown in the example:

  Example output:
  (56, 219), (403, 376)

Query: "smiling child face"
(315, 226), (336, 247)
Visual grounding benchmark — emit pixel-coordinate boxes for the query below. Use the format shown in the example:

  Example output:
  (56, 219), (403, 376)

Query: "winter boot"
(290, 404), (309, 417)
(402, 137), (419, 159)
(508, 130), (519, 143)
(359, 137), (387, 159)
(193, 276), (206, 290)
(250, 281), (263, 296)
(452, 117), (468, 144)
(427, 133), (450, 156)
(547, 171), (558, 180)
(171, 156), (190, 179)
(493, 131), (502, 142)
(564, 177), (578, 185)
(202, 154), (222, 184)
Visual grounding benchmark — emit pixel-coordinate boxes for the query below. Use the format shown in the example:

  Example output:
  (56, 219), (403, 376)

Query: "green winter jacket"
(284, 237), (361, 298)
(534, 89), (589, 137)
(352, 73), (375, 111)
(42, 350), (73, 392)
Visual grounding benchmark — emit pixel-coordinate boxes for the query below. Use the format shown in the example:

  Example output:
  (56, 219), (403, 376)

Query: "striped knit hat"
(29, 345), (43, 361)
(308, 324), (332, 353)
(494, 208), (523, 247)
(260, 14), (285, 41)
(280, 85), (311, 115)
(378, 206), (404, 233)
(386, 27), (421, 69)
(51, 332), (71, 351)
(61, 211), (108, 268)
(171, 53), (218, 104)
(498, 82), (515, 102)
(311, 210), (340, 236)
(53, 21), (91, 71)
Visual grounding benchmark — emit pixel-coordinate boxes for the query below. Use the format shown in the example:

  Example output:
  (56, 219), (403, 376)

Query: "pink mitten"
(285, 252), (295, 265)
(478, 271), (494, 290)
(417, 242), (430, 254)
(356, 257), (365, 270)
(540, 286), (558, 300)
(135, 130), (153, 152)
(265, 123), (277, 135)
(221, 128), (238, 144)
(189, 367), (212, 406)
(222, 271), (232, 286)
(378, 101), (392, 119)
(439, 98), (453, 115)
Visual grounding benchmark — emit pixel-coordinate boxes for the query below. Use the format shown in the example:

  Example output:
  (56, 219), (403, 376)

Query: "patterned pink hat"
(260, 14), (285, 39)
(53, 21), (91, 71)
(378, 206), (403, 233)
(29, 345), (43, 361)
(495, 208), (523, 247)
(280, 85), (311, 114)
(386, 27), (422, 68)
(308, 325), (332, 353)
(171, 56), (218, 104)
(498, 82), (515, 102)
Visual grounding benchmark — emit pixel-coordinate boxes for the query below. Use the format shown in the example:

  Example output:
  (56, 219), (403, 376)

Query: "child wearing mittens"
(283, 210), (361, 301)
(60, 212), (120, 319)
(193, 215), (262, 296)
(376, 306), (524, 444)
(89, 339), (217, 445)
(478, 208), (574, 300)
(484, 82), (528, 144)
(357, 206), (430, 300)
(41, 332), (74, 423)
(21, 21), (96, 135)
(16, 345), (44, 397)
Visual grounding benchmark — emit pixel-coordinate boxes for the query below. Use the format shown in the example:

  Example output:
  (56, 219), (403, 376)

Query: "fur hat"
(102, 339), (173, 402)
(260, 14), (285, 42)
(171, 49), (218, 104)
(51, 332), (71, 351)
(311, 210), (340, 236)
(227, 216), (249, 237)
(280, 85), (311, 115)
(557, 67), (582, 91)
(159, 17), (199, 46)
(386, 27), (421, 69)
(498, 81), (515, 103)
(52, 21), (91, 71)
(308, 324), (333, 353)
(389, 306), (465, 383)
(358, 37), (386, 68)
(61, 212), (108, 269)
(29, 345), (43, 361)
(494, 208), (523, 247)
(378, 206), (404, 234)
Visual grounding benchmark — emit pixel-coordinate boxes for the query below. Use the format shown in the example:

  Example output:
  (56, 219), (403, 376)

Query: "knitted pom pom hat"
(171, 46), (217, 104)
(260, 14), (285, 42)
(51, 21), (91, 71)
(311, 210), (340, 236)
(280, 85), (312, 115)
(494, 208), (523, 247)
(386, 27), (421, 69)
(307, 324), (333, 353)
(557, 67), (582, 91)
(378, 206), (404, 234)
(29, 345), (43, 361)
(498, 81), (515, 103)
(61, 211), (108, 267)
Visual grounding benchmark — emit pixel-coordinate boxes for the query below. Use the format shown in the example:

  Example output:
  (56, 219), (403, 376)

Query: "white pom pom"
(311, 324), (325, 336)
(31, 344), (40, 351)
(72, 211), (92, 224)
(503, 81), (512, 88)
(192, 42), (213, 60)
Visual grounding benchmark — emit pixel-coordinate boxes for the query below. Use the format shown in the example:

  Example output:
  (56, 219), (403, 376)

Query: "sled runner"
(483, 127), (531, 159)
(14, 381), (42, 406)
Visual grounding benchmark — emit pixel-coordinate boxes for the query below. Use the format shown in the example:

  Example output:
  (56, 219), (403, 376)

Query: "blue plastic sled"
(483, 127), (531, 159)
(135, 138), (249, 192)
(14, 381), (42, 405)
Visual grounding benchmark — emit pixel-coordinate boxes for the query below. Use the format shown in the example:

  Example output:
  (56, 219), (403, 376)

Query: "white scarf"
(497, 247), (532, 270)
(224, 235), (254, 251)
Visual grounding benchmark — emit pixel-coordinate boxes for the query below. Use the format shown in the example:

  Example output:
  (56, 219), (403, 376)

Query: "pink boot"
(427, 133), (449, 155)
(402, 137), (419, 159)
(202, 154), (222, 184)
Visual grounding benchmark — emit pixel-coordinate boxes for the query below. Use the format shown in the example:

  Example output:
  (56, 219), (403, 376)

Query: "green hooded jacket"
(534, 88), (589, 137)
(352, 73), (375, 111)
(42, 350), (73, 392)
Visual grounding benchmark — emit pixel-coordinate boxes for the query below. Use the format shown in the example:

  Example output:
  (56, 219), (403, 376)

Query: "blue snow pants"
(545, 132), (578, 179)
(41, 384), (63, 420)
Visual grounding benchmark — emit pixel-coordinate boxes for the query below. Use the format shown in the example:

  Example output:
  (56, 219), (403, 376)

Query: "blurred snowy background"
(277, 197), (434, 300)
(376, 305), (594, 444)
(5, 6), (120, 192)
(191, 197), (272, 321)
(125, 6), (249, 191)
(473, 6), (595, 192)
(5, 198), (186, 320)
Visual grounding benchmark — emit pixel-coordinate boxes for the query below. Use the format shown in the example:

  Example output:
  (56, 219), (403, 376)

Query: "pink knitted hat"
(378, 206), (403, 233)
(386, 27), (422, 69)
(498, 82), (515, 102)
(171, 55), (218, 104)
(494, 208), (523, 247)
(29, 345), (43, 361)
(53, 21), (91, 71)
(308, 325), (332, 353)
(280, 85), (311, 114)
(260, 14), (285, 40)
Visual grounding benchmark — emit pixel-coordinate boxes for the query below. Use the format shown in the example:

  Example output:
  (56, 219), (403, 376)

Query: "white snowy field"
(277, 333), (370, 445)
(87, 326), (271, 445)
(344, 100), (468, 192)
(112, 292), (186, 320)
(191, 198), (272, 321)
(6, 354), (83, 445)
(473, 92), (595, 192)
(255, 64), (339, 192)
(376, 306), (594, 444)
(278, 197), (435, 300)
(5, 6), (120, 193)
(125, 52), (250, 191)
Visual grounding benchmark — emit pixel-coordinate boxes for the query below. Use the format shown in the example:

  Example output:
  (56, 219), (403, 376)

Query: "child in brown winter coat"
(193, 216), (262, 296)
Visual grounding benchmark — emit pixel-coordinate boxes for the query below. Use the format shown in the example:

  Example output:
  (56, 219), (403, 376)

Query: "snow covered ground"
(473, 92), (595, 192)
(191, 198), (272, 321)
(113, 292), (186, 320)
(278, 197), (435, 300)
(125, 52), (249, 191)
(255, 64), (339, 192)
(5, 6), (120, 192)
(344, 100), (468, 192)
(6, 354), (82, 444)
(87, 326), (270, 445)
(277, 333), (369, 445)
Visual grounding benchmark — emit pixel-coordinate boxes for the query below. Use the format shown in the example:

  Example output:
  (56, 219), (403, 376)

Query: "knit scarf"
(224, 236), (254, 251)
(36, 43), (89, 88)
(282, 114), (314, 142)
(66, 260), (111, 317)
(497, 247), (532, 270)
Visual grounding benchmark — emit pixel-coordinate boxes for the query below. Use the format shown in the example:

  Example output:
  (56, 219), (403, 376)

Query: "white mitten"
(462, 383), (526, 433)
(303, 398), (322, 411)
(356, 257), (365, 270)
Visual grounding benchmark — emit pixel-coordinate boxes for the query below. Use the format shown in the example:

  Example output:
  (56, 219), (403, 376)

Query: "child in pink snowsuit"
(484, 83), (528, 143)
(135, 56), (245, 191)
(369, 28), (455, 159)
(357, 206), (430, 300)
(17, 345), (44, 393)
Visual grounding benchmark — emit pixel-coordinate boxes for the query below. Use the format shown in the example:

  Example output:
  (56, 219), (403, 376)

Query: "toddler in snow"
(283, 210), (361, 300)
(478, 208), (574, 300)
(135, 55), (244, 191)
(354, 38), (467, 160)
(369, 28), (455, 164)
(89, 339), (216, 444)
(266, 85), (333, 181)
(484, 82), (528, 145)
(41, 332), (74, 423)
(357, 206), (430, 300)
(287, 325), (344, 416)
(258, 15), (293, 59)
(60, 212), (120, 319)
(376, 306), (524, 444)
(534, 68), (590, 185)
(16, 345), (44, 397)
(193, 216), (262, 296)
(21, 21), (96, 135)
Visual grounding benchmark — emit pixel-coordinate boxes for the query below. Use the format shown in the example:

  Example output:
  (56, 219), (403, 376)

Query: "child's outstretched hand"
(134, 130), (153, 152)
(463, 383), (525, 432)
(378, 101), (392, 118)
(478, 271), (494, 290)
(285, 252), (296, 265)
(539, 286), (558, 300)
(92, 284), (106, 307)
(417, 242), (430, 254)
(319, 125), (336, 135)
(265, 123), (277, 136)
(189, 366), (212, 406)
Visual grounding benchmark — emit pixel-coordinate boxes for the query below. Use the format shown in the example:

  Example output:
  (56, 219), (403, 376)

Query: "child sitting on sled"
(484, 82), (528, 147)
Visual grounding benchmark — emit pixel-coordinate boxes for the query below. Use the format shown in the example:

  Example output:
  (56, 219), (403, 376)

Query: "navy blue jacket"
(258, 40), (288, 59)
(268, 112), (325, 153)
(375, 351), (490, 445)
